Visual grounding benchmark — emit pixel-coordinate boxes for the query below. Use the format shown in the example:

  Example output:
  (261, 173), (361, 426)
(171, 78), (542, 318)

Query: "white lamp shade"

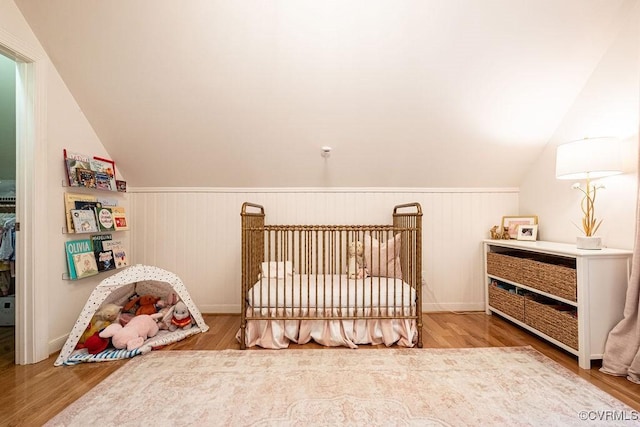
(555, 137), (624, 180)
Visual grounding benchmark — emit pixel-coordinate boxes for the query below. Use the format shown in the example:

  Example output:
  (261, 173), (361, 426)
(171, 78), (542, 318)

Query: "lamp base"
(576, 236), (602, 250)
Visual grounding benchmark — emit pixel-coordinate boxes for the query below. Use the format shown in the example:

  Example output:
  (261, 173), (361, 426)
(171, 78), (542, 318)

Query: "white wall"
(519, 5), (639, 250)
(0, 0), (124, 358)
(129, 188), (518, 314)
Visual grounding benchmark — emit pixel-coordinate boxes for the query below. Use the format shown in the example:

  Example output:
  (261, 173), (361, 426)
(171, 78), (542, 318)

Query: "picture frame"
(501, 215), (538, 239)
(516, 224), (538, 241)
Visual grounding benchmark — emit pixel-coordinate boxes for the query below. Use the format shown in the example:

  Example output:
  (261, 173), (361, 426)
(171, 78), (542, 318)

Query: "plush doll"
(123, 294), (162, 316)
(96, 303), (122, 323)
(84, 331), (109, 354)
(77, 303), (122, 347)
(347, 241), (365, 279)
(99, 314), (160, 351)
(169, 301), (193, 331)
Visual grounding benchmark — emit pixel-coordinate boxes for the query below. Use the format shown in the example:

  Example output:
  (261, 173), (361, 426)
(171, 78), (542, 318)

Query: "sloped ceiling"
(15, 0), (634, 187)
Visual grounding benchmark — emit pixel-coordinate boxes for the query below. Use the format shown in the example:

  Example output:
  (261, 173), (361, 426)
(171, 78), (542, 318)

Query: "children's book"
(70, 209), (99, 233)
(90, 157), (116, 191)
(116, 180), (127, 193)
(64, 241), (78, 280)
(104, 239), (128, 269)
(64, 150), (91, 187)
(65, 239), (98, 279)
(76, 168), (96, 189)
(91, 233), (116, 271)
(73, 252), (99, 279)
(95, 172), (113, 191)
(64, 193), (98, 233)
(111, 206), (129, 230)
(96, 207), (115, 232)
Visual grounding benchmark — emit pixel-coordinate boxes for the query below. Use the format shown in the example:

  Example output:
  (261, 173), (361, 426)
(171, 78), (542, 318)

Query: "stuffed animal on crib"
(77, 303), (122, 347)
(99, 314), (160, 351)
(169, 301), (193, 331)
(123, 294), (162, 316)
(347, 241), (365, 279)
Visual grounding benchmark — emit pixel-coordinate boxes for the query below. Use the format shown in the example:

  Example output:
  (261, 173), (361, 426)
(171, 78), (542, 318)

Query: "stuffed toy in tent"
(55, 264), (209, 366)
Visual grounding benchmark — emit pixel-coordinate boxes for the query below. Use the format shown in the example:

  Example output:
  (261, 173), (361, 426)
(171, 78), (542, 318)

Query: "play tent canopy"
(55, 264), (209, 366)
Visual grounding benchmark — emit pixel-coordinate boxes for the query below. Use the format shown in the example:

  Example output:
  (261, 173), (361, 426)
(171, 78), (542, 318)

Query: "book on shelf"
(65, 239), (98, 279)
(70, 209), (99, 233)
(103, 238), (129, 269)
(91, 234), (116, 272)
(64, 150), (91, 187)
(64, 193), (98, 233)
(111, 206), (129, 230)
(95, 172), (113, 191)
(76, 168), (97, 189)
(96, 206), (115, 232)
(64, 241), (78, 280)
(74, 200), (102, 230)
(97, 196), (118, 207)
(90, 157), (116, 191)
(116, 180), (127, 193)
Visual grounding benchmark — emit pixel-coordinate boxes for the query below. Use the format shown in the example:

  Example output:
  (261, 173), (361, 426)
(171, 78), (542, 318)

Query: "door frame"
(0, 28), (49, 364)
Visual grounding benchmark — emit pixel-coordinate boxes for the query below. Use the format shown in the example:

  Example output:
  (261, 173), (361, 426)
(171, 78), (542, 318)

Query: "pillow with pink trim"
(363, 233), (402, 279)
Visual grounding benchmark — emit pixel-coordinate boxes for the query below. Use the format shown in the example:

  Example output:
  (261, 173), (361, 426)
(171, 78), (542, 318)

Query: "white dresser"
(483, 239), (632, 369)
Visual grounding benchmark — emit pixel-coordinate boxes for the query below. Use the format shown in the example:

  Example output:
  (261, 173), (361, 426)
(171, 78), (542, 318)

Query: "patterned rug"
(46, 347), (638, 427)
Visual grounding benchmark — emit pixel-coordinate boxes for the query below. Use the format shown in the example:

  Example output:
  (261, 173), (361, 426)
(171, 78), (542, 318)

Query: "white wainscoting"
(129, 188), (518, 313)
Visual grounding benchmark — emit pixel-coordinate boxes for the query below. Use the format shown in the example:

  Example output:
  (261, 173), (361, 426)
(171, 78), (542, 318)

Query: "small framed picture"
(517, 224), (538, 241)
(501, 215), (538, 239)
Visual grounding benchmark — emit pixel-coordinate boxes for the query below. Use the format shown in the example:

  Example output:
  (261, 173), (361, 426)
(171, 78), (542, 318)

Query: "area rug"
(46, 347), (638, 427)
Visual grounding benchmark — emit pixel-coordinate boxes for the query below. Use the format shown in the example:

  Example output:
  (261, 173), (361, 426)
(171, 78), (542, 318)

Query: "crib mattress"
(247, 274), (416, 309)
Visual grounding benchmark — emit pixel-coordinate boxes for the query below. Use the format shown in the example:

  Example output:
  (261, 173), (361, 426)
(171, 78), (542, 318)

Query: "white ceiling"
(14, 0), (633, 187)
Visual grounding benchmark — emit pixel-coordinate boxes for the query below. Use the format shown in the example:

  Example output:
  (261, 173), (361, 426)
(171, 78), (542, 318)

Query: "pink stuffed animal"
(99, 314), (159, 351)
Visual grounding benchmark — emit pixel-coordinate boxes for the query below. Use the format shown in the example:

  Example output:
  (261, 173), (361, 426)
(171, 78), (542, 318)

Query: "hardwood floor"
(1, 312), (639, 426)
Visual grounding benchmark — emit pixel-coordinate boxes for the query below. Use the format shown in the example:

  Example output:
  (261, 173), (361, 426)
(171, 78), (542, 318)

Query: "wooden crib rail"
(241, 202), (265, 216)
(393, 202), (422, 216)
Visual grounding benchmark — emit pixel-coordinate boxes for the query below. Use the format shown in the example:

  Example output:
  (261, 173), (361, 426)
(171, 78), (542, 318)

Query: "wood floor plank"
(0, 312), (639, 426)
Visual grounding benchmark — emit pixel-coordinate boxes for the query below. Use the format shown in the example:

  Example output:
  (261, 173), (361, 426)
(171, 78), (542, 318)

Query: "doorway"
(0, 52), (16, 367)
(0, 34), (49, 364)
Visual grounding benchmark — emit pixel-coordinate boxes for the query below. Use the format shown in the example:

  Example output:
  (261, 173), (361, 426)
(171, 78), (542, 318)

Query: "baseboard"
(199, 304), (240, 314)
(422, 302), (485, 313)
(49, 334), (68, 357)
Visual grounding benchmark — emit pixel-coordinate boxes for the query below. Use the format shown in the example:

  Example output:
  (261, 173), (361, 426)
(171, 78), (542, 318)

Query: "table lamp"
(555, 137), (623, 249)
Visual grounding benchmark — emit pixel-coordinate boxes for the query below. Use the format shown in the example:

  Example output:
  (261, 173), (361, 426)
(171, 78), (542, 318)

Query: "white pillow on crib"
(260, 261), (294, 279)
(363, 234), (402, 279)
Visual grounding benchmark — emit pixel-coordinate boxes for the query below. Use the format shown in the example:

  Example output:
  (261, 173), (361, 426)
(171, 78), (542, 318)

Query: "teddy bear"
(123, 294), (162, 316)
(77, 303), (122, 348)
(169, 301), (193, 331)
(99, 314), (160, 351)
(347, 241), (365, 279)
(489, 225), (510, 240)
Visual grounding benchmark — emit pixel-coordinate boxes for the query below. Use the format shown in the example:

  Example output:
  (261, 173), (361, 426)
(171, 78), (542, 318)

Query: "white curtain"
(601, 149), (640, 382)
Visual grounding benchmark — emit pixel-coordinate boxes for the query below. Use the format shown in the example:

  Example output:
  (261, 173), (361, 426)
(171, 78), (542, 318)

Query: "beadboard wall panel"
(130, 188), (518, 313)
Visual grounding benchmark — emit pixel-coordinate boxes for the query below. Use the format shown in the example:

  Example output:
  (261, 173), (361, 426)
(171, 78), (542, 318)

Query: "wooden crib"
(238, 202), (423, 349)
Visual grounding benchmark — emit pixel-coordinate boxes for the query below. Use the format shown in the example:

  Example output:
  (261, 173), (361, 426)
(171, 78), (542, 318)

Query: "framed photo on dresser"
(516, 224), (538, 241)
(501, 215), (538, 239)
